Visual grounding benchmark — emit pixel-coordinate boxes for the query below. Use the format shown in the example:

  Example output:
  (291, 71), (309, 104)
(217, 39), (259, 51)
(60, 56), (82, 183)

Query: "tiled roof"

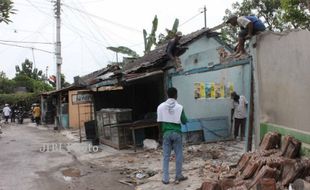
(79, 64), (121, 85)
(123, 28), (215, 73)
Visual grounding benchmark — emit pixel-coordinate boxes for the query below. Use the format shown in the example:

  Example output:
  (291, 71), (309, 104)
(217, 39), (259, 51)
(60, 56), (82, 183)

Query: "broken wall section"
(253, 30), (310, 155)
(255, 30), (310, 133)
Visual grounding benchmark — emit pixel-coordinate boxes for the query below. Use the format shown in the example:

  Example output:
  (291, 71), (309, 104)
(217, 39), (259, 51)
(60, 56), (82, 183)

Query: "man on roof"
(166, 31), (187, 72)
(226, 15), (266, 58)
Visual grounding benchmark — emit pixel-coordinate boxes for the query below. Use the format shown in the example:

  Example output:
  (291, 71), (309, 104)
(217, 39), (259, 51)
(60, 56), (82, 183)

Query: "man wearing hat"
(166, 31), (186, 72)
(3, 104), (11, 124)
(226, 15), (266, 58)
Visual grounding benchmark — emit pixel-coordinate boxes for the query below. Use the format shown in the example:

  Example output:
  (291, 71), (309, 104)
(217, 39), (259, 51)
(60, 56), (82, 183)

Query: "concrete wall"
(68, 90), (94, 128)
(169, 35), (252, 142)
(172, 64), (251, 120)
(255, 30), (310, 133)
(181, 37), (227, 71)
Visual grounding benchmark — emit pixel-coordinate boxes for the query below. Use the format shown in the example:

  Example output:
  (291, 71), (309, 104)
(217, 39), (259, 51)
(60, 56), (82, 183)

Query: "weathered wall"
(169, 35), (252, 142)
(68, 90), (93, 128)
(255, 30), (310, 133)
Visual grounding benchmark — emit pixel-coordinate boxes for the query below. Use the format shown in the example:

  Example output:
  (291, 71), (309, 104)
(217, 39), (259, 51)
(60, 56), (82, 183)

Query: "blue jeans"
(162, 132), (183, 182)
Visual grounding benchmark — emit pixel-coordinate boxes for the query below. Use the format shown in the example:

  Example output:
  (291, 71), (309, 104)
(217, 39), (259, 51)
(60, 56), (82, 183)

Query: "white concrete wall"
(255, 30), (310, 132)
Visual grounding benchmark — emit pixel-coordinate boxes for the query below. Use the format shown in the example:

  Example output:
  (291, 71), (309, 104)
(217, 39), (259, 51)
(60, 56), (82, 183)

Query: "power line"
(62, 11), (113, 61)
(78, 0), (105, 4)
(25, 0), (53, 16)
(0, 42), (54, 54)
(180, 11), (204, 27)
(62, 3), (142, 33)
(75, 0), (112, 46)
(0, 39), (54, 45)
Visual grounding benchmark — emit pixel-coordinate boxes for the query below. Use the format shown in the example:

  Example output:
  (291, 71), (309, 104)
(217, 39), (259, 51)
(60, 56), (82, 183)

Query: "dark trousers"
(11, 115), (15, 122)
(35, 117), (40, 125)
(234, 118), (246, 138)
(5, 116), (9, 123)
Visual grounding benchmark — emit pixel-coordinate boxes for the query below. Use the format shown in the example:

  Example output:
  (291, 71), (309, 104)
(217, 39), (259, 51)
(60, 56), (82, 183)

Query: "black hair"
(234, 94), (240, 103)
(167, 87), (177, 98)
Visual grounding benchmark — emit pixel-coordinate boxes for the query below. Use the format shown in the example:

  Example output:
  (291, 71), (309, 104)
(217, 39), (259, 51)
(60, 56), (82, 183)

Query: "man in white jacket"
(3, 104), (11, 124)
(157, 87), (188, 185)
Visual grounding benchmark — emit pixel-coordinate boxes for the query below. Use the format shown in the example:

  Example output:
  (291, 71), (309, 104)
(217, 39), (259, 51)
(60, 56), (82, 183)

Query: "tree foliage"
(281, 0), (310, 29)
(221, 0), (310, 46)
(0, 71), (15, 93)
(15, 59), (43, 80)
(0, 0), (15, 24)
(13, 75), (53, 93)
(0, 93), (39, 109)
(157, 19), (180, 45)
(107, 46), (139, 58)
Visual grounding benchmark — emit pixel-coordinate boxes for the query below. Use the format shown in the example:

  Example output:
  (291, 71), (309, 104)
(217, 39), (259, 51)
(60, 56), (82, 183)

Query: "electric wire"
(180, 11), (204, 27)
(24, 0), (53, 16)
(62, 3), (142, 33)
(0, 42), (54, 54)
(73, 0), (115, 57)
(62, 13), (108, 67)
(0, 39), (54, 45)
(62, 11), (113, 62)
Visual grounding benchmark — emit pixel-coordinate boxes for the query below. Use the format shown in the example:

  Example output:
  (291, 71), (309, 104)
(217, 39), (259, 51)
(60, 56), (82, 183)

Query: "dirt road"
(0, 121), (133, 190)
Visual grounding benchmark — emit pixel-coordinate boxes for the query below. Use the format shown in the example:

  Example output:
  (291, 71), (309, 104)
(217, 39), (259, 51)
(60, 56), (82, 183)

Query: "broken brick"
(200, 180), (222, 190)
(255, 178), (276, 190)
(281, 136), (301, 159)
(259, 132), (281, 151)
(249, 165), (277, 188)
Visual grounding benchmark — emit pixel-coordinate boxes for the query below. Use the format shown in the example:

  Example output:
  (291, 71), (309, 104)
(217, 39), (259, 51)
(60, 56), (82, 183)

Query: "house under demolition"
(41, 29), (310, 158)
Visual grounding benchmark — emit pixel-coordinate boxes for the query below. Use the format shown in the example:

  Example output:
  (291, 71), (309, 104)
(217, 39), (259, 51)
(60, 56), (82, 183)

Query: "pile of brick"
(199, 132), (310, 190)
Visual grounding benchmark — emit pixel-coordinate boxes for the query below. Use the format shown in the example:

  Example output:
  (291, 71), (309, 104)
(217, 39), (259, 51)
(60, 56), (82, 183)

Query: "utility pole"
(45, 66), (49, 83)
(31, 48), (36, 68)
(204, 5), (207, 28)
(55, 0), (62, 90)
(54, 0), (62, 130)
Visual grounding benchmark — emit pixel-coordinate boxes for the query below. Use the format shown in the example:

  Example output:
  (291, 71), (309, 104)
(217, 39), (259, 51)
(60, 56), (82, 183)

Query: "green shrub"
(0, 93), (40, 110)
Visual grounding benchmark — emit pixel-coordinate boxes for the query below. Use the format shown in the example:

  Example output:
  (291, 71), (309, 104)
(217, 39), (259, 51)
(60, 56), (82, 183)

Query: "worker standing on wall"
(226, 15), (266, 58)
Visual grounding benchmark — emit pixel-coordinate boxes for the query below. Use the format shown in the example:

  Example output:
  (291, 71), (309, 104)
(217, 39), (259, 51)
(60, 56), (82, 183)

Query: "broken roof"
(122, 28), (227, 73)
(78, 64), (121, 86)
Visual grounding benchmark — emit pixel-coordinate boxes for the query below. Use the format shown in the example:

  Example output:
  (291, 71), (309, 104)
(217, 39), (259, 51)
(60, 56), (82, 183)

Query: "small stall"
(92, 71), (164, 150)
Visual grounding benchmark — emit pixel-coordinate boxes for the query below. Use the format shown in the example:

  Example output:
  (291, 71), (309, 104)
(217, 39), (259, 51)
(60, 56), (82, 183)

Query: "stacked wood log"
(199, 132), (310, 190)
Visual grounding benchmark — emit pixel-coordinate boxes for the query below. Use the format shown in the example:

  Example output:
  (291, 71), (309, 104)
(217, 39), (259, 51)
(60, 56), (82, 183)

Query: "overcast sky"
(0, 0), (238, 83)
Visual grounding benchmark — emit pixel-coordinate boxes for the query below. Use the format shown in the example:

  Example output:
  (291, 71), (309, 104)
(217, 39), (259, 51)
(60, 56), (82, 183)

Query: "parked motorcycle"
(16, 107), (25, 124)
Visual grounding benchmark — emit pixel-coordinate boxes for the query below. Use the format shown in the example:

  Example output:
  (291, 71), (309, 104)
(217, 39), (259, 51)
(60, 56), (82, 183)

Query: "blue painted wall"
(180, 37), (228, 71)
(168, 36), (251, 142)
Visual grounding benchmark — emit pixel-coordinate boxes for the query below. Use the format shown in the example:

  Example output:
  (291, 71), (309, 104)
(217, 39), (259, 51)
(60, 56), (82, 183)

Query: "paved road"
(0, 121), (133, 190)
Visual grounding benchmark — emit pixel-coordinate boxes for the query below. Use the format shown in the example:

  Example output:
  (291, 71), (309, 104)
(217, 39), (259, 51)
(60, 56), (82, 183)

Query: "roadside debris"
(119, 168), (158, 186)
(199, 132), (310, 190)
(143, 139), (159, 150)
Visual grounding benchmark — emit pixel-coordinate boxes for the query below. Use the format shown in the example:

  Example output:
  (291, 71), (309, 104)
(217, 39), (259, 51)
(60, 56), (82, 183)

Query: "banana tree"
(157, 18), (180, 45)
(107, 46), (140, 63)
(143, 15), (158, 54)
